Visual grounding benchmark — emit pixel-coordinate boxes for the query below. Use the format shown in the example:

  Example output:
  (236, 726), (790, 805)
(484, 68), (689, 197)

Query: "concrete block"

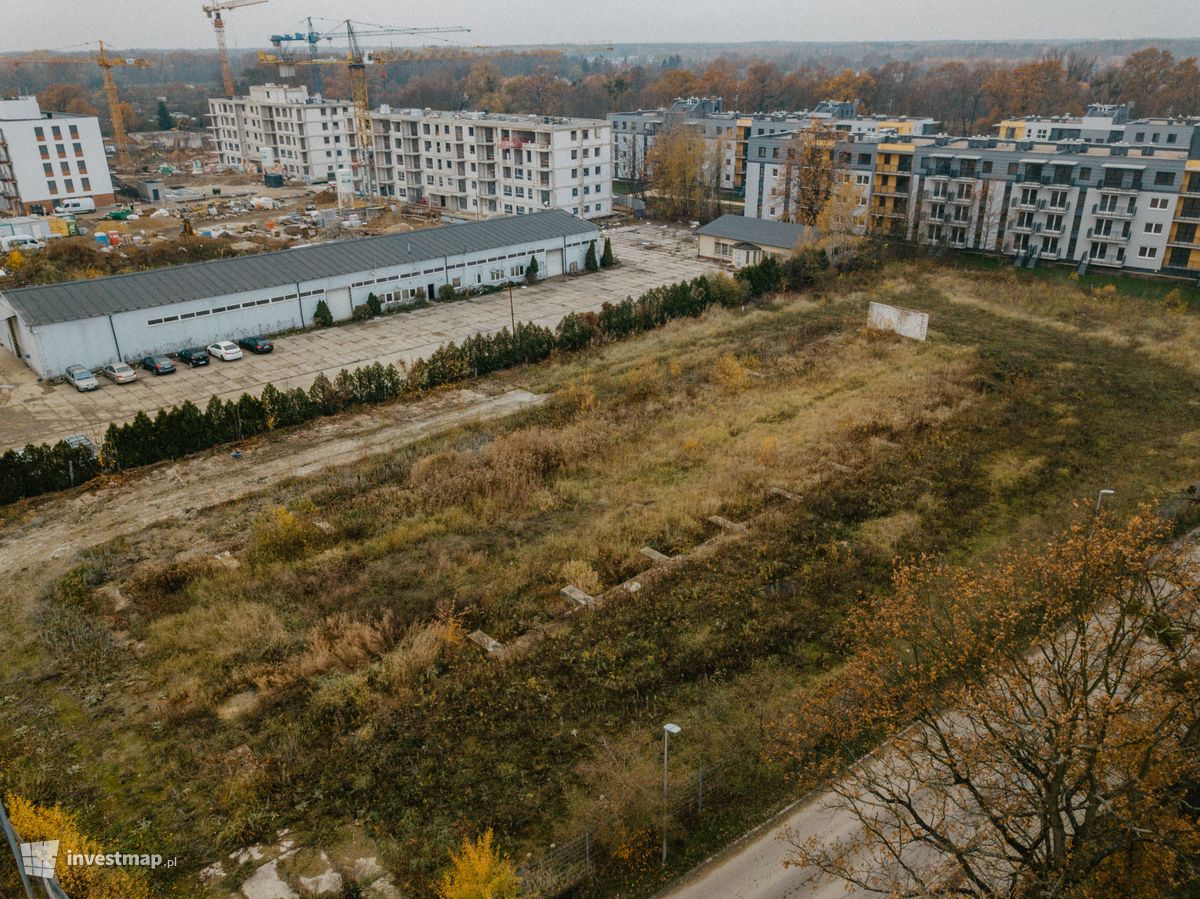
(214, 550), (241, 570)
(706, 515), (747, 533)
(467, 630), (503, 655)
(639, 546), (672, 565)
(769, 486), (801, 502)
(561, 585), (597, 608)
(867, 301), (929, 340)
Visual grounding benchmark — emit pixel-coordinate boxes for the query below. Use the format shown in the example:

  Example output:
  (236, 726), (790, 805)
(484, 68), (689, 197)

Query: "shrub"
(600, 236), (614, 267)
(5, 793), (151, 899)
(782, 247), (830, 290)
(313, 299), (334, 327)
(352, 304), (374, 321)
(437, 829), (519, 899)
(736, 254), (783, 297)
(584, 240), (599, 272)
(525, 255), (539, 285)
(366, 292), (383, 316)
(555, 311), (599, 351)
(711, 352), (750, 391)
(704, 272), (749, 307)
(437, 283), (459, 302)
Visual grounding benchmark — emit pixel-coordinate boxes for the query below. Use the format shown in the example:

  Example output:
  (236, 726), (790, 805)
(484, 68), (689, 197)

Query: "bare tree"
(789, 513), (1200, 897)
(771, 123), (843, 227)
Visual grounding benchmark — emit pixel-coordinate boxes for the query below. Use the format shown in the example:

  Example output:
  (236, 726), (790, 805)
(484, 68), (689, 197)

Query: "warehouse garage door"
(326, 287), (352, 321)
(545, 248), (564, 278)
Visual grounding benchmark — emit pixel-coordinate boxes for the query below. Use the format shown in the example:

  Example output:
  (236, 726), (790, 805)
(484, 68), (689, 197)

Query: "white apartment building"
(0, 96), (114, 216)
(370, 108), (612, 219)
(207, 84), (358, 184)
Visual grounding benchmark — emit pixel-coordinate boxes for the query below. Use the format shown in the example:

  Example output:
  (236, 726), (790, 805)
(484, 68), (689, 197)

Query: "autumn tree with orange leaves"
(786, 509), (1200, 896)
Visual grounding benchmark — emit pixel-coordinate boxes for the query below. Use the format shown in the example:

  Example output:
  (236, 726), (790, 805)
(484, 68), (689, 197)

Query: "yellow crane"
(258, 19), (468, 200)
(203, 0), (269, 98)
(3, 42), (152, 169)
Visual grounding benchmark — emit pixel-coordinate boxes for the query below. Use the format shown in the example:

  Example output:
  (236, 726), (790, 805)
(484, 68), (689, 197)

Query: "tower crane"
(258, 19), (469, 200)
(269, 17), (329, 95)
(3, 42), (152, 169)
(203, 0), (269, 98)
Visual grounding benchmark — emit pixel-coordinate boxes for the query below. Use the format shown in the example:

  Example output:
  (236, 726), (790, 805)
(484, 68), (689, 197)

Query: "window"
(1168, 133), (1178, 144)
(34, 126), (44, 140)
(1149, 196), (1170, 210)
(1138, 246), (1159, 259)
(1144, 222), (1164, 235)
(73, 143), (83, 157)
(1079, 167), (1091, 182)
(42, 162), (53, 176)
(69, 124), (79, 140)
(1007, 162), (1018, 176)
(64, 179), (74, 192)
(982, 160), (993, 174)
(78, 161), (87, 175)
(1155, 171), (1175, 186)
(47, 181), (58, 195)
(39, 145), (48, 160)
(59, 161), (70, 176)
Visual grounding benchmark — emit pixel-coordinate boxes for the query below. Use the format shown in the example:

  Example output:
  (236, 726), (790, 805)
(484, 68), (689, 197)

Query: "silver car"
(64, 364), (100, 392)
(101, 362), (138, 384)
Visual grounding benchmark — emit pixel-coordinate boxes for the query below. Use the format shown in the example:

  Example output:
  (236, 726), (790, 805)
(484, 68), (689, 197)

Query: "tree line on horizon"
(4, 45), (1200, 142)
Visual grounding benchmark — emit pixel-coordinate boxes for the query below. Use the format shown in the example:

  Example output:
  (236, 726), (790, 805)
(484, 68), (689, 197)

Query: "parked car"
(64, 433), (98, 457)
(176, 347), (210, 367)
(101, 362), (138, 383)
(53, 197), (96, 214)
(208, 341), (243, 362)
(0, 235), (45, 252)
(64, 364), (99, 392)
(140, 355), (176, 375)
(237, 336), (274, 354)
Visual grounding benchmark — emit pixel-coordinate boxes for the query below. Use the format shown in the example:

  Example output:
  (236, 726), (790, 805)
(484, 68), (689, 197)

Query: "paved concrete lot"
(0, 225), (717, 451)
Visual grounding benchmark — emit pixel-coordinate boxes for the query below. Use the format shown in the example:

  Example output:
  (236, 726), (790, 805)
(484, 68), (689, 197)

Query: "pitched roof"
(696, 214), (810, 250)
(2, 210), (599, 327)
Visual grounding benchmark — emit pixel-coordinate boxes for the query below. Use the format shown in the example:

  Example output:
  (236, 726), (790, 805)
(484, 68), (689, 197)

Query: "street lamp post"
(1090, 488), (1115, 538)
(662, 723), (681, 866)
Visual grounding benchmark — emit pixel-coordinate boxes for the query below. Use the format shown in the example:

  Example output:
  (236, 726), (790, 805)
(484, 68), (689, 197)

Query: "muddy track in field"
(0, 387), (543, 579)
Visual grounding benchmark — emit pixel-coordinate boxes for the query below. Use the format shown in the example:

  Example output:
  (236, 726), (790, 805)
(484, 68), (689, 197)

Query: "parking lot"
(0, 224), (716, 452)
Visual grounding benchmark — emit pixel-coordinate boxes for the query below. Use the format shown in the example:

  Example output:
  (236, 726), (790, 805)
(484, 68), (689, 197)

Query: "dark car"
(237, 336), (274, 354)
(140, 355), (176, 375)
(176, 347), (210, 367)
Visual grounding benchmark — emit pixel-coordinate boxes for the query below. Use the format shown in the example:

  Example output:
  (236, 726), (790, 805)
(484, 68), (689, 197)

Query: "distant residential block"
(0, 95), (115, 215)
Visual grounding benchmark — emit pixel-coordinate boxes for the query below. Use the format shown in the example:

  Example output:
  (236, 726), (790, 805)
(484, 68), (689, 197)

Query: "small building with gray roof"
(695, 214), (810, 268)
(0, 209), (600, 379)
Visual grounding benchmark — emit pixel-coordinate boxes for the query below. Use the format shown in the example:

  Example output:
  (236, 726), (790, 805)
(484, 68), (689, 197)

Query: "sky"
(0, 0), (1196, 53)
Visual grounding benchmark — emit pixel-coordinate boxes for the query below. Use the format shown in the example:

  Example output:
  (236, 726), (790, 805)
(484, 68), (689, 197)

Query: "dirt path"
(0, 386), (543, 577)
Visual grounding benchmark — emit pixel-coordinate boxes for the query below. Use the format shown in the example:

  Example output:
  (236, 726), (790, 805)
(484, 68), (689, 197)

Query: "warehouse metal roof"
(1, 210), (600, 327)
(696, 214), (810, 249)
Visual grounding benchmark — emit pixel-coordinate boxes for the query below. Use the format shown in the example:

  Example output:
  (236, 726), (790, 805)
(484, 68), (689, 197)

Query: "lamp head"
(663, 723), (681, 735)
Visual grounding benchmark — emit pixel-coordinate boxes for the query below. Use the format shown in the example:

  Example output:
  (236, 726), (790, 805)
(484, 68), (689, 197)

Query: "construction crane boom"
(259, 18), (469, 200)
(2, 43), (152, 169)
(203, 0), (268, 98)
(269, 16), (327, 94)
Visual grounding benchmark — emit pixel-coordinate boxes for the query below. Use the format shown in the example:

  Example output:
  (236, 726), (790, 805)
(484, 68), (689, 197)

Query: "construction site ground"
(0, 224), (712, 451)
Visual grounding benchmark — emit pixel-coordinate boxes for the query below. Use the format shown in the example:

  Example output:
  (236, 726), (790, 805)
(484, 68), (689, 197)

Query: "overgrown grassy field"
(3, 261), (1199, 896)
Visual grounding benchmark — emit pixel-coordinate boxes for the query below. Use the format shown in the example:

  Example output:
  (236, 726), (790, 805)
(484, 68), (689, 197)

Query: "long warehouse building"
(0, 210), (601, 379)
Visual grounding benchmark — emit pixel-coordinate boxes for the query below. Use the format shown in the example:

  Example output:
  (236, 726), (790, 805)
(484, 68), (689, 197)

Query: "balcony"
(1097, 181), (1140, 195)
(1012, 198), (1039, 211)
(1009, 221), (1039, 234)
(1092, 202), (1136, 219)
(949, 194), (974, 205)
(1087, 227), (1130, 243)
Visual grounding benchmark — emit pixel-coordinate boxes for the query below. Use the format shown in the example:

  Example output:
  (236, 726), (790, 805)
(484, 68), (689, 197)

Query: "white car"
(64, 364), (100, 392)
(208, 341), (243, 362)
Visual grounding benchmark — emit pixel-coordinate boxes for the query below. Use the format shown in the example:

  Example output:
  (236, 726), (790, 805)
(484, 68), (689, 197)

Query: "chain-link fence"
(518, 752), (760, 898)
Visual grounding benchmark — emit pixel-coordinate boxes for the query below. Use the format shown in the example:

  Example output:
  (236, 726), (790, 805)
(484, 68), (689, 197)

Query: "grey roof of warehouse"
(1, 210), (600, 328)
(696, 214), (811, 250)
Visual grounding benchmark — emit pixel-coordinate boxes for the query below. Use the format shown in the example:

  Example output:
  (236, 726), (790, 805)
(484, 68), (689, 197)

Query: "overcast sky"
(0, 0), (1196, 52)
